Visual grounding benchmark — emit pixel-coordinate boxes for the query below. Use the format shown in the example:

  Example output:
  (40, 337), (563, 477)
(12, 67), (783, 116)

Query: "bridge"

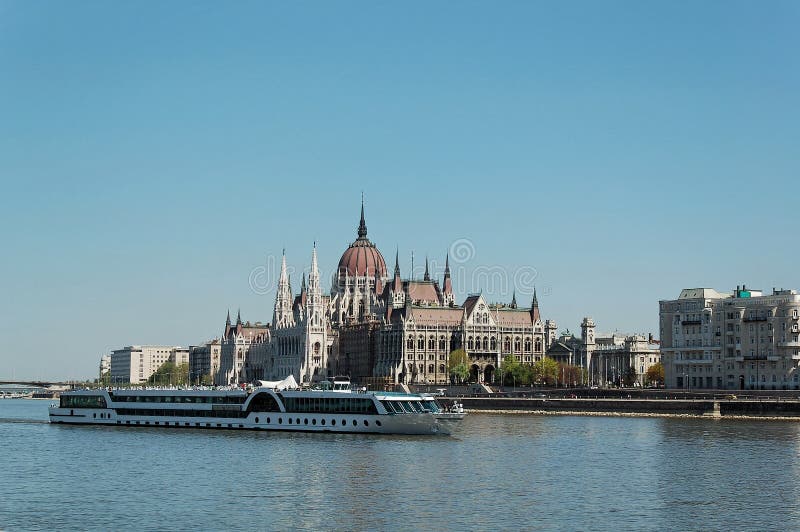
(0, 381), (73, 388)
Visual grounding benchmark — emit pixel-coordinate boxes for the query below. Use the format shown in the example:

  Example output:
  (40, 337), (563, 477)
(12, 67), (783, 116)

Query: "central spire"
(357, 193), (368, 240)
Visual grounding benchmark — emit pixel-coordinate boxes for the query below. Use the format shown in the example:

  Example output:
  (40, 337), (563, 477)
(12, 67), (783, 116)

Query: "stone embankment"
(450, 395), (800, 420)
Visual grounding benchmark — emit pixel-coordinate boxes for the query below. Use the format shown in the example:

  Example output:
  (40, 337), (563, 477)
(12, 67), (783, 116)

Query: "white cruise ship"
(48, 379), (465, 436)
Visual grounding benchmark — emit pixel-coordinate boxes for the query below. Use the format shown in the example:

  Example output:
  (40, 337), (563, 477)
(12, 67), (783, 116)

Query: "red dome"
(337, 240), (387, 278)
(337, 200), (387, 278)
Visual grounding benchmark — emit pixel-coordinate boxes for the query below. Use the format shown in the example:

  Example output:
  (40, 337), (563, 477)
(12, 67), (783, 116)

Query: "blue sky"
(1, 1), (798, 380)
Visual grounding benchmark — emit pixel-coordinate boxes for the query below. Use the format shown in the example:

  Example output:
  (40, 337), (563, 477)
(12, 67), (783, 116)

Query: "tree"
(558, 363), (586, 387)
(500, 354), (522, 386)
(646, 362), (665, 386)
(448, 349), (470, 384)
(623, 366), (638, 387)
(200, 373), (214, 386)
(147, 362), (190, 386)
(532, 357), (559, 386)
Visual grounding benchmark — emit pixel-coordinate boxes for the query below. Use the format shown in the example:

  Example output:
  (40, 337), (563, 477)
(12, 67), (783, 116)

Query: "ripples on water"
(2, 400), (800, 531)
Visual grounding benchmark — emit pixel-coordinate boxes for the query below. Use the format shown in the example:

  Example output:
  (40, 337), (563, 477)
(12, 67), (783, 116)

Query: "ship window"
(331, 419), (336, 426)
(304, 418), (309, 425)
(278, 418), (282, 424)
(255, 417), (259, 423)
(296, 418), (300, 425)
(363, 420), (368, 427)
(352, 420), (357, 426)
(376, 420), (382, 427)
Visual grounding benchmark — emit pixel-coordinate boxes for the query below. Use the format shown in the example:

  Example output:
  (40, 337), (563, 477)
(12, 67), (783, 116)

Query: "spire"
(236, 308), (242, 325)
(394, 248), (400, 277)
(423, 256), (430, 281)
(226, 309), (231, 326)
(511, 290), (517, 308)
(531, 286), (540, 322)
(444, 253), (450, 277)
(301, 272), (307, 293)
(357, 194), (368, 239)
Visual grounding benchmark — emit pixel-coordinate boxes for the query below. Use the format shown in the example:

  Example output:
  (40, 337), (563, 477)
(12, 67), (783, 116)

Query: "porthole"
(304, 418), (308, 425)
(363, 420), (369, 427)
(185, 423), (189, 427)
(93, 413), (96, 419)
(216, 423), (221, 427)
(296, 418), (300, 425)
(155, 422), (160, 425)
(195, 423), (200, 427)
(278, 417), (283, 424)
(352, 420), (357, 427)
(289, 418), (293, 424)
(206, 423), (210, 427)
(255, 417), (259, 424)
(342, 419), (346, 426)
(331, 419), (336, 426)
(376, 420), (382, 427)
(321, 419), (325, 426)
(267, 417), (271, 424)
(312, 419), (316, 425)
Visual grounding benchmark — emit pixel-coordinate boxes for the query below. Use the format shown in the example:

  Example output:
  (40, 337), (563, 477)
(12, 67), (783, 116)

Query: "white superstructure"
(49, 381), (465, 436)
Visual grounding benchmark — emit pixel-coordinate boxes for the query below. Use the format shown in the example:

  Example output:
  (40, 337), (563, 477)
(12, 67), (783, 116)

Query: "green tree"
(147, 362), (190, 386)
(199, 373), (214, 386)
(532, 357), (559, 386)
(646, 362), (664, 386)
(448, 349), (470, 384)
(622, 366), (637, 387)
(500, 354), (522, 386)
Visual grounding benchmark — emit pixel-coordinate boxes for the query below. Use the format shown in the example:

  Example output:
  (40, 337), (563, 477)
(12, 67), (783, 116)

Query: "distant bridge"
(0, 381), (72, 388)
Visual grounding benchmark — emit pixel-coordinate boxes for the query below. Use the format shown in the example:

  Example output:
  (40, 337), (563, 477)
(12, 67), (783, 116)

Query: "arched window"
(439, 336), (446, 350)
(428, 364), (434, 373)
(439, 364), (446, 373)
(524, 338), (531, 352)
(535, 338), (542, 352)
(491, 337), (497, 350)
(483, 336), (489, 350)
(468, 336), (474, 350)
(407, 337), (414, 349)
(418, 336), (425, 350)
(514, 337), (521, 352)
(428, 336), (435, 350)
(314, 342), (321, 355)
(503, 337), (511, 352)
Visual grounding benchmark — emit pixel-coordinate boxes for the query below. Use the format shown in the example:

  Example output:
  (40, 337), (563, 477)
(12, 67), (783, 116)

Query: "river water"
(1, 399), (799, 531)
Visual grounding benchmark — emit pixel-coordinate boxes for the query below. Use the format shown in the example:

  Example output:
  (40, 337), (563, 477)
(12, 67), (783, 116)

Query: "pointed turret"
(236, 308), (242, 325)
(226, 309), (231, 326)
(273, 250), (295, 328)
(307, 242), (323, 312)
(530, 287), (541, 322)
(442, 252), (454, 306)
(423, 256), (430, 281)
(357, 194), (368, 240)
(511, 291), (517, 308)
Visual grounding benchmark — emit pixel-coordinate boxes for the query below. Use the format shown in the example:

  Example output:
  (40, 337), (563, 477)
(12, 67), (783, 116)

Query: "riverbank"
(454, 396), (800, 420)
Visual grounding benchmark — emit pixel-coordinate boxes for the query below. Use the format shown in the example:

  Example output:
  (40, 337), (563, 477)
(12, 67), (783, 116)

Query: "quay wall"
(457, 397), (800, 418)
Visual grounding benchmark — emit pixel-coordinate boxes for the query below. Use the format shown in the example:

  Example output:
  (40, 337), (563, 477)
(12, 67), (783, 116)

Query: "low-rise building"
(110, 345), (190, 384)
(547, 318), (660, 386)
(189, 339), (221, 384)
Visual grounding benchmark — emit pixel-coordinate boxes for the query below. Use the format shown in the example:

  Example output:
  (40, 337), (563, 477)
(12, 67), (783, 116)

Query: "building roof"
(677, 288), (730, 300)
(407, 306), (463, 326)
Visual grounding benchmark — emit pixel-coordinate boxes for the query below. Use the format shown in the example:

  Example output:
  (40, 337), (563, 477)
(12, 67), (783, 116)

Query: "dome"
(336, 200), (387, 279)
(338, 239), (387, 278)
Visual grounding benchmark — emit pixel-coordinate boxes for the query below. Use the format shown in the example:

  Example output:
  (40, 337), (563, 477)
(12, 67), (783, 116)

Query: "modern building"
(547, 318), (660, 386)
(110, 345), (189, 384)
(189, 339), (221, 384)
(659, 286), (800, 390)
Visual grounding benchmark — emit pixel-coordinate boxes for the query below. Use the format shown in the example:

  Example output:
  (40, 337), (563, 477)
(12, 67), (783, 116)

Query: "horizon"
(1, 1), (798, 380)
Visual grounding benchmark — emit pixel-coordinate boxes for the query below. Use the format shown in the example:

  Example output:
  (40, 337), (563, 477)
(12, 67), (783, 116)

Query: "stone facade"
(660, 286), (800, 390)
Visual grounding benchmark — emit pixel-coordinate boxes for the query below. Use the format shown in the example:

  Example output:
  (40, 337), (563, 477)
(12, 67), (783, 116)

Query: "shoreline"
(466, 409), (800, 421)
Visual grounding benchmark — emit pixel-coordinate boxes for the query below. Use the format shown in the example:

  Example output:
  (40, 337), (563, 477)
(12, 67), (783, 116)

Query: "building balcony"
(792, 354), (800, 360)
(778, 341), (800, 348)
(743, 316), (768, 322)
(681, 320), (702, 326)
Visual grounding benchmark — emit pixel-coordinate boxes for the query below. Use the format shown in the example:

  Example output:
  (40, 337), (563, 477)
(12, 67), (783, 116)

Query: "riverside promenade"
(412, 386), (800, 419)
